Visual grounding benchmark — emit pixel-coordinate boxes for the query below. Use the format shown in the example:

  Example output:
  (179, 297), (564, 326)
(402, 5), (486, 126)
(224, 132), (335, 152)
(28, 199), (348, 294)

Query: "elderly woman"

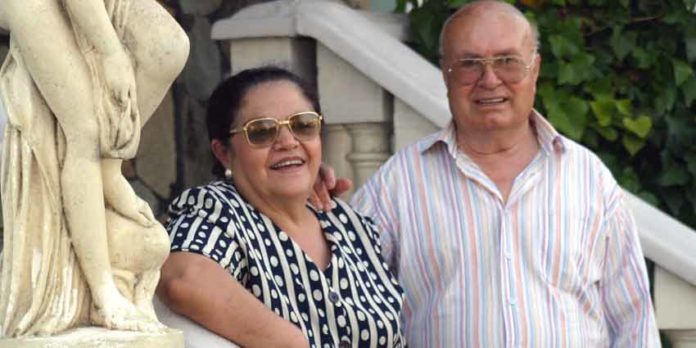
(157, 67), (404, 348)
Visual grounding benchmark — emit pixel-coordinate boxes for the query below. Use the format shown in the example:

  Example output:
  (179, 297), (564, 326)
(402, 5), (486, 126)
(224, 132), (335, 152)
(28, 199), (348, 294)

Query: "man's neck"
(456, 121), (540, 202)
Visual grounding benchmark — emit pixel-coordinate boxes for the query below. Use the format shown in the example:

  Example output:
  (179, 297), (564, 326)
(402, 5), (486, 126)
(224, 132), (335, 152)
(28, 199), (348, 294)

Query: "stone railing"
(211, 0), (696, 346)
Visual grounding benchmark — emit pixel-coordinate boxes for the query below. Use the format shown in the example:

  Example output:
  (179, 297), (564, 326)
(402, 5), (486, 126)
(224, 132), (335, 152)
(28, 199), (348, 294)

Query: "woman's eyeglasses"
(229, 111), (323, 147)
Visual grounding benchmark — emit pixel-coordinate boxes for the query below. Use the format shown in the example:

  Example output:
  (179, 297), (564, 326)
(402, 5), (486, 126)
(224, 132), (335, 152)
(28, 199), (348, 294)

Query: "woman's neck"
(231, 181), (315, 231)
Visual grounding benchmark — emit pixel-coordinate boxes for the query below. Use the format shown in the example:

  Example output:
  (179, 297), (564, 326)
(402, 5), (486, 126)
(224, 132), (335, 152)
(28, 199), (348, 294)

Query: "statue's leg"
(3, 0), (160, 332)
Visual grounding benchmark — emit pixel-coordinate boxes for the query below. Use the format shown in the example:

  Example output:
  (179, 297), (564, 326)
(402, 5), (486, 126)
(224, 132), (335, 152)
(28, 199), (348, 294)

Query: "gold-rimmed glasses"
(446, 54), (537, 86)
(229, 111), (323, 147)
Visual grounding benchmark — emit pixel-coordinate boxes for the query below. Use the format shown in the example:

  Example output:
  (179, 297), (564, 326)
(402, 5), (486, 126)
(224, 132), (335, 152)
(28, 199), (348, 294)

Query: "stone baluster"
(316, 43), (392, 195)
(654, 266), (696, 347)
(344, 123), (390, 190)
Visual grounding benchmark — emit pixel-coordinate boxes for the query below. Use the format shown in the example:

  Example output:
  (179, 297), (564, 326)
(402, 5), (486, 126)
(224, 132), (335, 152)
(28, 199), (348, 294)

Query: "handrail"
(211, 0), (696, 286)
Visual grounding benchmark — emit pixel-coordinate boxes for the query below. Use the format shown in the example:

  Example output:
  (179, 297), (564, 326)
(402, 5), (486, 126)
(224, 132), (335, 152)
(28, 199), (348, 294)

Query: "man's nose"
(478, 63), (502, 88)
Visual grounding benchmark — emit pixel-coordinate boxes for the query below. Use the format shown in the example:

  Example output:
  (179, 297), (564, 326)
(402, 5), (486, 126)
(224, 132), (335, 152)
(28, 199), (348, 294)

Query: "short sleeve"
(167, 186), (248, 282)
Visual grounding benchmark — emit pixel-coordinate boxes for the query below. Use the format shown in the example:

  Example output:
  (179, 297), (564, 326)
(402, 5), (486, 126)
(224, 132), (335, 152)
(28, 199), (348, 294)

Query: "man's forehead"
(443, 11), (531, 56)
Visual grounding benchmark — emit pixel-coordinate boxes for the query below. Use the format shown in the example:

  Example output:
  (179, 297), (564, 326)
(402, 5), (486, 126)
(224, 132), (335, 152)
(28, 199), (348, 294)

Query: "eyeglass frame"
(444, 52), (538, 86)
(228, 111), (323, 147)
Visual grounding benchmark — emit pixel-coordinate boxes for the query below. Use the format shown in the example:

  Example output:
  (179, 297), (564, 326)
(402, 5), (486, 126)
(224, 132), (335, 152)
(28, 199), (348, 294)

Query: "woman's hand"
(101, 48), (136, 108)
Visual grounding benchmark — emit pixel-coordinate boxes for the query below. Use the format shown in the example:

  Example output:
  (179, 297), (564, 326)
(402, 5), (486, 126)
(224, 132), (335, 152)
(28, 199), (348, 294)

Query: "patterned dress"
(167, 181), (405, 348)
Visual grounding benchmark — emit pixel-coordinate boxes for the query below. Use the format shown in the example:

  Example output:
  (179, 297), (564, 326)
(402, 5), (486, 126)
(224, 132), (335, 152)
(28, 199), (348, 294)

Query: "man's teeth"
(271, 159), (304, 169)
(478, 98), (506, 104)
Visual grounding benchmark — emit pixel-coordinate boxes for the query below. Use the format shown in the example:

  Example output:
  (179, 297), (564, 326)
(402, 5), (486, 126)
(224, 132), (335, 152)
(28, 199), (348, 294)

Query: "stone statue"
(0, 0), (189, 341)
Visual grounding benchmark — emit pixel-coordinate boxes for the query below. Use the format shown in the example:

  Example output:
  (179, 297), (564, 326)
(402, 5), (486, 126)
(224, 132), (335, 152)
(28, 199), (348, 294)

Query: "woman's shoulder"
(324, 198), (379, 237)
(170, 180), (247, 212)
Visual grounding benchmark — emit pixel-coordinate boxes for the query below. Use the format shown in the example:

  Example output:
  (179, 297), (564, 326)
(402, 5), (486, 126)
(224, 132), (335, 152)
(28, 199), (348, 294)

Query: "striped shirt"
(351, 111), (659, 347)
(167, 181), (405, 348)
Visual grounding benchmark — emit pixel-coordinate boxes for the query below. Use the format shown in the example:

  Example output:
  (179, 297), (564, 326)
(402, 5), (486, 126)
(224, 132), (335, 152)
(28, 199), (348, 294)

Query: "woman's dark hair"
(206, 66), (321, 178)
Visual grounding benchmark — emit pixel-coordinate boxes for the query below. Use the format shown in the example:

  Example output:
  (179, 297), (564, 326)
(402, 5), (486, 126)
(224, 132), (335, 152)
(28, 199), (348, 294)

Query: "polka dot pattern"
(167, 181), (404, 347)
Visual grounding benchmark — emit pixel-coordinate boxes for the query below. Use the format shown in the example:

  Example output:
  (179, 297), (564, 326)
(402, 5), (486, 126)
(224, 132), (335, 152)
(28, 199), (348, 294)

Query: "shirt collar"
(418, 109), (566, 156)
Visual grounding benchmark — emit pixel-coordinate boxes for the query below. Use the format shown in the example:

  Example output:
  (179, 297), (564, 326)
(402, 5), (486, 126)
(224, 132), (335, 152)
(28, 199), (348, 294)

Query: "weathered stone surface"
(137, 91), (176, 198)
(129, 179), (162, 218)
(182, 16), (222, 102)
(229, 37), (316, 83)
(393, 98), (438, 151)
(182, 97), (215, 189)
(0, 328), (183, 348)
(316, 43), (390, 124)
(322, 124), (354, 198)
(179, 0), (222, 16)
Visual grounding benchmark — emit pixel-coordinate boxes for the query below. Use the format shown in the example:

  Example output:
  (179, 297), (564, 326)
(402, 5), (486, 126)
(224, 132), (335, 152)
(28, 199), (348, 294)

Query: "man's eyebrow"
(457, 50), (524, 59)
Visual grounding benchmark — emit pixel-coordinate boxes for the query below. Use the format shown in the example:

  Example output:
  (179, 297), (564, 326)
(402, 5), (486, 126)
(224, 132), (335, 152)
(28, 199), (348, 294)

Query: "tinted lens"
(452, 60), (482, 85)
(289, 113), (321, 140)
(246, 119), (279, 145)
(492, 57), (525, 83)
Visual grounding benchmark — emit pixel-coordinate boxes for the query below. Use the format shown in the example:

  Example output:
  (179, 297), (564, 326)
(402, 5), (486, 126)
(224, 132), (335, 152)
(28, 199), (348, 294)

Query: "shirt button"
(328, 290), (340, 304)
(505, 251), (513, 259)
(339, 339), (351, 348)
(509, 298), (517, 306)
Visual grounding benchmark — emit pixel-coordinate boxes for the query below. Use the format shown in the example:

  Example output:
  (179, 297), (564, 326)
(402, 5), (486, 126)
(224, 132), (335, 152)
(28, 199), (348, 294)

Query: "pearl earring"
(224, 168), (233, 179)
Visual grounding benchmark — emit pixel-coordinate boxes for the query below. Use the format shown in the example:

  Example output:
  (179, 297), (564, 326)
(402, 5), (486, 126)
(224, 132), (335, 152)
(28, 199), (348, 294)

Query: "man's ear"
(211, 139), (232, 169)
(440, 58), (450, 86)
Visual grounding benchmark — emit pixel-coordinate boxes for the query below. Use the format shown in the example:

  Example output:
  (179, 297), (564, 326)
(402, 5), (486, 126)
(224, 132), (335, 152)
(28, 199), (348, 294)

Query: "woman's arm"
(158, 252), (309, 348)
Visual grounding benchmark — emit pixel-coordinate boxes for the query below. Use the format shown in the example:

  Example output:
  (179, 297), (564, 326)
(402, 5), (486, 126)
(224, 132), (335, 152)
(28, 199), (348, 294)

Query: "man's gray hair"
(438, 0), (540, 57)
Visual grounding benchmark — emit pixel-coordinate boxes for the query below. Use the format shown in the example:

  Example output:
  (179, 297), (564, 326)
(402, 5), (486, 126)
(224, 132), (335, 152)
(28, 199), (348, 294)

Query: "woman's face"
(227, 80), (322, 203)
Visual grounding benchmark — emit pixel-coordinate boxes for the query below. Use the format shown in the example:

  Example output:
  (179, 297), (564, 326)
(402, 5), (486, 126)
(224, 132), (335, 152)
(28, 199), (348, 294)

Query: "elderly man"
(318, 0), (659, 346)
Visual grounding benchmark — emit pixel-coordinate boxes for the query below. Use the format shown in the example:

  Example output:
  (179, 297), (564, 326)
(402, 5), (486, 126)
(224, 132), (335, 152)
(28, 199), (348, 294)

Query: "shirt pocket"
(534, 213), (595, 293)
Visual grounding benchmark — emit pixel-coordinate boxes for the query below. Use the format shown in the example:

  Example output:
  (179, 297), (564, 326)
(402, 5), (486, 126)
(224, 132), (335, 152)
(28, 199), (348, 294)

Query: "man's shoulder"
(555, 135), (619, 189)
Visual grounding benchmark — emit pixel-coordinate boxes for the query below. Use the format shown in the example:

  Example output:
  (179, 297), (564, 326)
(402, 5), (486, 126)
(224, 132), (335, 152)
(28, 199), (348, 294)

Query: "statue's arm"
(102, 159), (156, 227)
(63, 0), (135, 106)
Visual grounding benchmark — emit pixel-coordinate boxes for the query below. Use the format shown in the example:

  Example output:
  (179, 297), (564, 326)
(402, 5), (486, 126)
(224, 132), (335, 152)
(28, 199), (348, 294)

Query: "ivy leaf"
(637, 191), (660, 206)
(686, 153), (696, 177)
(585, 78), (613, 99)
(655, 87), (677, 113)
(615, 99), (632, 116)
(594, 125), (619, 141)
(622, 134), (645, 156)
(549, 35), (579, 58)
(590, 100), (614, 126)
(657, 163), (690, 187)
(610, 28), (636, 61)
(622, 116), (652, 139)
(681, 75), (696, 106)
(661, 189), (685, 215)
(686, 35), (696, 63)
(672, 59), (693, 86)
(558, 62), (577, 85)
(631, 48), (655, 69)
(547, 96), (588, 140)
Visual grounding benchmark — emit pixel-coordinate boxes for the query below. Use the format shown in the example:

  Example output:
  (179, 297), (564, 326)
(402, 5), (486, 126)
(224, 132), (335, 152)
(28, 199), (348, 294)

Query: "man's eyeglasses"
(446, 54), (536, 86)
(229, 111), (323, 147)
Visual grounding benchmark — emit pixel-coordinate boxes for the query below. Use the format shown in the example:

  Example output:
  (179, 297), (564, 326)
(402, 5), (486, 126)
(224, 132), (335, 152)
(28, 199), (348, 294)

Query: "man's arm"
(600, 195), (660, 347)
(350, 164), (401, 273)
(158, 252), (308, 348)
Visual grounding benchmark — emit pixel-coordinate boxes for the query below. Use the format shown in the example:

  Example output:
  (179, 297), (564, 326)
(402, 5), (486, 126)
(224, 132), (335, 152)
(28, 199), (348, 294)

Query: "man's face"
(440, 12), (540, 134)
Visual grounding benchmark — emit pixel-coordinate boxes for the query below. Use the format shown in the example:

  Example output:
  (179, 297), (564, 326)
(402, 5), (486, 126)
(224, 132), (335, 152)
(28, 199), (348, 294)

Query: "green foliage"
(397, 0), (696, 229)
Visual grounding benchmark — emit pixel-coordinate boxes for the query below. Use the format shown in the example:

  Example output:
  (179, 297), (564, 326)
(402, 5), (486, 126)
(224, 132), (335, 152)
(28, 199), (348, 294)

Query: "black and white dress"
(167, 181), (405, 348)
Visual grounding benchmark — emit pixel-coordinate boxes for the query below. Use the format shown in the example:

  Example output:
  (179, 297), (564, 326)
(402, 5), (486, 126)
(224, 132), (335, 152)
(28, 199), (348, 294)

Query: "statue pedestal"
(0, 328), (184, 348)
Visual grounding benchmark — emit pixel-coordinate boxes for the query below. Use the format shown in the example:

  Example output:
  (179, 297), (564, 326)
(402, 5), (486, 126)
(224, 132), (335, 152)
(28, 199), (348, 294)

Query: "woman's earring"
(224, 168), (233, 180)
